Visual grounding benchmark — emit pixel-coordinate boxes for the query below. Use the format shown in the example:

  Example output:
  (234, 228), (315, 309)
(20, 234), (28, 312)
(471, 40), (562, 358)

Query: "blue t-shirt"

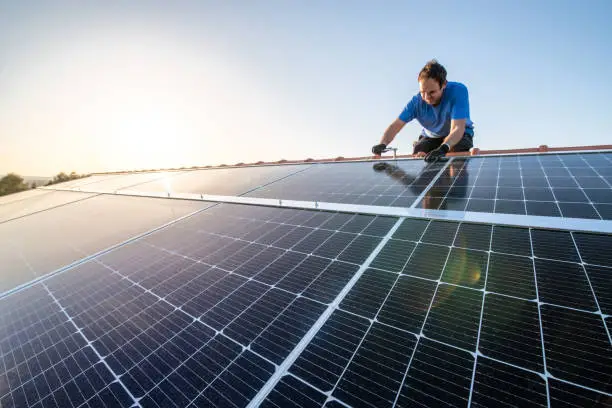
(399, 81), (474, 138)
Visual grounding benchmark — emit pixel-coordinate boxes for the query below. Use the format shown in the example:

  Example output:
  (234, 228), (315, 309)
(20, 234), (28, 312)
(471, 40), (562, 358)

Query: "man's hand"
(424, 143), (450, 163)
(372, 143), (387, 156)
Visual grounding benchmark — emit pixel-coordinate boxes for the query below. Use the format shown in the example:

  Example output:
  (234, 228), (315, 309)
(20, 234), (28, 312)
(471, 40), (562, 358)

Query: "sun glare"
(105, 109), (191, 171)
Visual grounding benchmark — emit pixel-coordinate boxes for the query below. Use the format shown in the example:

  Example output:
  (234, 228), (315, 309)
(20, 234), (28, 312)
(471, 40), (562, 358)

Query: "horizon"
(1, 0), (611, 176)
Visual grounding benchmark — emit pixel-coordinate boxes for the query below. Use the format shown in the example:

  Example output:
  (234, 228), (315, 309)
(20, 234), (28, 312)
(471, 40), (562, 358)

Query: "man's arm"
(379, 118), (407, 145)
(373, 96), (415, 155)
(443, 118), (466, 149)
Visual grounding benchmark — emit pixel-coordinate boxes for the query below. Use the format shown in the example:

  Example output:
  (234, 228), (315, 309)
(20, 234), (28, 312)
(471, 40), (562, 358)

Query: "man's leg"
(413, 136), (443, 155)
(449, 133), (474, 153)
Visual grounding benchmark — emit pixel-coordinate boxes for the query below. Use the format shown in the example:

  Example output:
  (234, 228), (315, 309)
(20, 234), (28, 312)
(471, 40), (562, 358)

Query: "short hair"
(418, 59), (447, 87)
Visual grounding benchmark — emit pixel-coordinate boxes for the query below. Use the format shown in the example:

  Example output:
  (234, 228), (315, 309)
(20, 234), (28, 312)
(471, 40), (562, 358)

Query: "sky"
(1, 0), (611, 176)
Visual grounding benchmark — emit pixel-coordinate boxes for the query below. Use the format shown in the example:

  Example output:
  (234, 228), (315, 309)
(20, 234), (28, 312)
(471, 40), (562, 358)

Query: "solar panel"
(0, 285), (133, 407)
(127, 165), (310, 196)
(417, 153), (612, 219)
(0, 189), (52, 205)
(259, 219), (612, 407)
(0, 191), (97, 223)
(2, 151), (612, 408)
(51, 174), (120, 189)
(245, 160), (447, 207)
(62, 172), (185, 193)
(0, 195), (208, 294)
(1, 203), (398, 407)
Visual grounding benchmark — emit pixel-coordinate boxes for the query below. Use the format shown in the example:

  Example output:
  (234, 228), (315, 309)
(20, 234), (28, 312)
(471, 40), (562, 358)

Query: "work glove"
(424, 143), (450, 163)
(372, 143), (387, 156)
(373, 162), (389, 172)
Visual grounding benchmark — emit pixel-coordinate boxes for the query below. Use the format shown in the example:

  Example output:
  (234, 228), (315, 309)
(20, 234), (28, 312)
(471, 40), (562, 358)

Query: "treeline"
(0, 172), (89, 197)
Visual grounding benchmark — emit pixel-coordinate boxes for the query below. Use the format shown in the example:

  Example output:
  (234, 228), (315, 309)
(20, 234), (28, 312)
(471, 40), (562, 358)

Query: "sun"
(105, 110), (190, 171)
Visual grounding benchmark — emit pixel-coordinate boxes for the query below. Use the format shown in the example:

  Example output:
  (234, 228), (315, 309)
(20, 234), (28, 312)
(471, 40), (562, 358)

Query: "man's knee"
(450, 133), (474, 152)
(413, 136), (441, 154)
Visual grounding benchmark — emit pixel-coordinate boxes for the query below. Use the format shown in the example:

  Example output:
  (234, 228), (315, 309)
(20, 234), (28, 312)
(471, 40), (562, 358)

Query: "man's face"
(419, 77), (446, 106)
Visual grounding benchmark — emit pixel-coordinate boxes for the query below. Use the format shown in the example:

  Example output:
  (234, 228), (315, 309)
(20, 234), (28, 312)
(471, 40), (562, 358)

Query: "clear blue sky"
(1, 0), (611, 175)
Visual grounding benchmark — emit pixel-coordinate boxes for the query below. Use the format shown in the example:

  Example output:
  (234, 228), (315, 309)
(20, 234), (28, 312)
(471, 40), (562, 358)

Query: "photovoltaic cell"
(470, 357), (547, 407)
(534, 259), (597, 311)
(391, 218), (429, 242)
(573, 232), (612, 267)
(250, 297), (327, 366)
(584, 265), (612, 315)
(369, 239), (416, 273)
(339, 269), (397, 319)
(403, 243), (450, 279)
(530, 229), (580, 263)
(420, 220), (459, 246)
(331, 323), (417, 408)
(491, 225), (532, 257)
(395, 338), (474, 408)
(441, 248), (488, 289)
(422, 284), (483, 350)
(540, 305), (612, 392)
(548, 378), (612, 407)
(287, 312), (419, 408)
(183, 350), (274, 408)
(479, 294), (543, 372)
(486, 253), (536, 299)
(289, 310), (370, 392)
(453, 222), (492, 251)
(376, 276), (437, 333)
(259, 375), (327, 408)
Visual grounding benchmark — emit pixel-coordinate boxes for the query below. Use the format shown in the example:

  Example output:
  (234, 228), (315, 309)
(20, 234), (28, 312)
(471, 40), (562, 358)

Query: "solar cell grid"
(417, 153), (612, 219)
(269, 218), (612, 407)
(1, 203), (399, 408)
(0, 284), (134, 408)
(246, 160), (447, 207)
(0, 194), (209, 295)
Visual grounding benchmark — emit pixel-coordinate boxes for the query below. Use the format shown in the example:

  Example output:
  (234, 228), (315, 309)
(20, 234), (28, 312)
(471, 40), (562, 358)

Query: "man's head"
(418, 59), (447, 106)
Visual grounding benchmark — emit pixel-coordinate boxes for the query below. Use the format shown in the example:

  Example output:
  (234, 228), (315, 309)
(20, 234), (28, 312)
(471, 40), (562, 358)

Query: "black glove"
(424, 143), (450, 163)
(373, 162), (389, 172)
(372, 143), (387, 155)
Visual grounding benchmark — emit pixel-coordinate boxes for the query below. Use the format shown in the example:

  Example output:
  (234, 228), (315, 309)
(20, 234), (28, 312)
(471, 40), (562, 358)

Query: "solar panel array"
(1, 151), (611, 408)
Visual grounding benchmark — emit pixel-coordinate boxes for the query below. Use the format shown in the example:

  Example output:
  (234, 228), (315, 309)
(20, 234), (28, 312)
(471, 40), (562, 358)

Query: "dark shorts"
(412, 133), (474, 155)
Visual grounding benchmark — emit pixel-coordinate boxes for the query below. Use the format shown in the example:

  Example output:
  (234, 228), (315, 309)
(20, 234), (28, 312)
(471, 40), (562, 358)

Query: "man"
(372, 59), (474, 162)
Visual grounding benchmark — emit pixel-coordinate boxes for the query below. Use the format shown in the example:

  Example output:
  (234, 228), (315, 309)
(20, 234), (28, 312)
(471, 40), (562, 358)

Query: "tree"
(0, 173), (29, 196)
(45, 171), (90, 186)
(52, 172), (70, 184)
(0, 170), (90, 195)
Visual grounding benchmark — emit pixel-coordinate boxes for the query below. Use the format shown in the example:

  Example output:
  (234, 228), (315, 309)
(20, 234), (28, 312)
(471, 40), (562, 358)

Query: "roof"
(91, 143), (612, 174)
(1, 146), (611, 408)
